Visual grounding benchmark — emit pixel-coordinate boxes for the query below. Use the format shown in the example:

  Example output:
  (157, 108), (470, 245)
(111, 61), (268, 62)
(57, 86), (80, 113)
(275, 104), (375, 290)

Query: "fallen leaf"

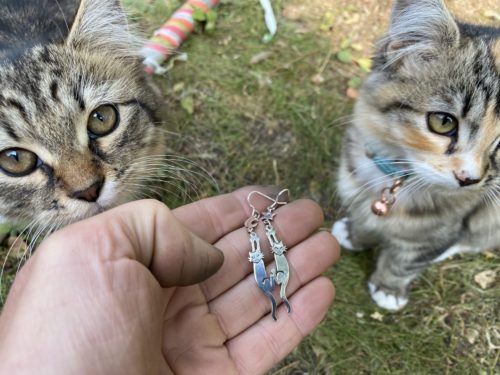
(340, 37), (352, 50)
(346, 87), (359, 99)
(356, 57), (372, 73)
(337, 50), (352, 64)
(482, 251), (497, 259)
(465, 328), (480, 344)
(484, 10), (500, 22)
(370, 311), (384, 322)
(172, 82), (185, 93)
(348, 76), (362, 89)
(250, 51), (272, 65)
(320, 12), (335, 32)
(311, 74), (325, 85)
(219, 35), (232, 46)
(351, 43), (363, 51)
(180, 96), (194, 115)
(474, 270), (496, 289)
(7, 236), (28, 259)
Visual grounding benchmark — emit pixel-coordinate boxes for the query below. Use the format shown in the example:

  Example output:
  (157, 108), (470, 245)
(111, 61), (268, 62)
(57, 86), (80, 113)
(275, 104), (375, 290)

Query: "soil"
(285, 0), (500, 53)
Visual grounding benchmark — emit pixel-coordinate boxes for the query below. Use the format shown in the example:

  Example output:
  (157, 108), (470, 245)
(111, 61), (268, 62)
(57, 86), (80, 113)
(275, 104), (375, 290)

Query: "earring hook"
(247, 189), (290, 213)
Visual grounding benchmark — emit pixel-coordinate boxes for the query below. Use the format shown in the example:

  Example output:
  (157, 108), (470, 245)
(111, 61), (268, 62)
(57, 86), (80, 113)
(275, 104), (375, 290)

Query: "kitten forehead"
(0, 0), (81, 62)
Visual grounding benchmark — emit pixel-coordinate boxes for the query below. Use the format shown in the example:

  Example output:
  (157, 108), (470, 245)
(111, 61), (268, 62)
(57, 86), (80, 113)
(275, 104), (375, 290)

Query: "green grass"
(128, 2), (500, 373)
(1, 1), (499, 374)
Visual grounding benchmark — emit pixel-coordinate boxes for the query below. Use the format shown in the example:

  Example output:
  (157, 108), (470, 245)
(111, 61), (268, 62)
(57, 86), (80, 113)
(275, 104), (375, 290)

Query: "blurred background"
(2, 0), (500, 373)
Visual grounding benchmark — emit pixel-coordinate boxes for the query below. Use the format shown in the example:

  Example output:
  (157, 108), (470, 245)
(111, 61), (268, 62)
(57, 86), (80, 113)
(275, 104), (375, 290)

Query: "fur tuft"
(67, 0), (143, 60)
(380, 0), (460, 67)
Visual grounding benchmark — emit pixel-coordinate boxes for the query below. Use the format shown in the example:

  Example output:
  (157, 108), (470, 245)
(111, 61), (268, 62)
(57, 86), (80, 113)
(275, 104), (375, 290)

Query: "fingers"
(42, 199), (224, 287)
(208, 231), (339, 339)
(172, 186), (287, 243)
(227, 277), (335, 375)
(200, 199), (324, 301)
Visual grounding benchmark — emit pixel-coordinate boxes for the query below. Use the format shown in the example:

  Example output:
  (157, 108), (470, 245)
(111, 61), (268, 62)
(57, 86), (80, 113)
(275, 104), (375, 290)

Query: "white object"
(259, 0), (277, 36)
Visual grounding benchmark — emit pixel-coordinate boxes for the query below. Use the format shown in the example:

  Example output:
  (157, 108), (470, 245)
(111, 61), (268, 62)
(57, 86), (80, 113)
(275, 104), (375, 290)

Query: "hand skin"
(0, 187), (340, 375)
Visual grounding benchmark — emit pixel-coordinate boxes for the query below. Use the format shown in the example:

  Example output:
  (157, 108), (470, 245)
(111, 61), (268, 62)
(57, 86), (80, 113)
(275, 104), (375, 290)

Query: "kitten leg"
(331, 217), (378, 251)
(368, 245), (426, 311)
(332, 218), (359, 250)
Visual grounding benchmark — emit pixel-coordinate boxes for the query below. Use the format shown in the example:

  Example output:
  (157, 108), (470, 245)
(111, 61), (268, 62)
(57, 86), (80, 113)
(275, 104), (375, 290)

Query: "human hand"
(0, 187), (339, 374)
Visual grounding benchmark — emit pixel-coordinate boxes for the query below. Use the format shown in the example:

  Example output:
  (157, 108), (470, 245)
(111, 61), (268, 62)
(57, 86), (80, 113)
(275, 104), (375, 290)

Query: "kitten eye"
(87, 104), (119, 138)
(427, 112), (458, 136)
(0, 148), (39, 176)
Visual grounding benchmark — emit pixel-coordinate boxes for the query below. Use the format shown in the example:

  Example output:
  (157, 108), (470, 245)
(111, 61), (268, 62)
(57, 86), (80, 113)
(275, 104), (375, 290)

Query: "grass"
(1, 0), (499, 374)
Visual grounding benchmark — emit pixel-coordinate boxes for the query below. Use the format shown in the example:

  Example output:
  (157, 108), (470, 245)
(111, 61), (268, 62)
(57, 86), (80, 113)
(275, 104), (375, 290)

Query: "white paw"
(368, 283), (408, 311)
(331, 218), (358, 251)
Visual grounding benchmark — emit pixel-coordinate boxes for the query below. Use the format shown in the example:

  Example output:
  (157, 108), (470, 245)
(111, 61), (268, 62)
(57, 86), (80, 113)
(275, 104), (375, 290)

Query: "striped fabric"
(143, 0), (219, 74)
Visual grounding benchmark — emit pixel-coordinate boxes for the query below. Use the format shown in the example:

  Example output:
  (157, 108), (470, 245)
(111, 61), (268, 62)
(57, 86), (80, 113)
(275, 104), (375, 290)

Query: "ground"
(1, 0), (500, 374)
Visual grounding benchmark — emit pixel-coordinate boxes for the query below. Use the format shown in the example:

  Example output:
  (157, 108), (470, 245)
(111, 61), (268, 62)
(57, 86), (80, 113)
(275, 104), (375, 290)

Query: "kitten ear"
(384, 0), (460, 64)
(66, 0), (141, 59)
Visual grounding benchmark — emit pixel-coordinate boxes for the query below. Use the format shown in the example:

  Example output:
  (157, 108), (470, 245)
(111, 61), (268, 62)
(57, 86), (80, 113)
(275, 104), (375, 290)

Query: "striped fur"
(335, 0), (500, 309)
(0, 0), (166, 227)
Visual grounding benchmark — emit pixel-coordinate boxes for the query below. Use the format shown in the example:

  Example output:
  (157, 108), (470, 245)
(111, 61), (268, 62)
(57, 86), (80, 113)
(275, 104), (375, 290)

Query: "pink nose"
(71, 179), (104, 202)
(453, 171), (481, 187)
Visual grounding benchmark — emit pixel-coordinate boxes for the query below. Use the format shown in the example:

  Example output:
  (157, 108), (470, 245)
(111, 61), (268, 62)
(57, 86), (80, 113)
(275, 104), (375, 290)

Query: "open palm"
(0, 187), (338, 375)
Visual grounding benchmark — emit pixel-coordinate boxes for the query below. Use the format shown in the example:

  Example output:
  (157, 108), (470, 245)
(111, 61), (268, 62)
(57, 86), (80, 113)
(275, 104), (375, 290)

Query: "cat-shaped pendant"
(248, 232), (277, 321)
(264, 225), (291, 313)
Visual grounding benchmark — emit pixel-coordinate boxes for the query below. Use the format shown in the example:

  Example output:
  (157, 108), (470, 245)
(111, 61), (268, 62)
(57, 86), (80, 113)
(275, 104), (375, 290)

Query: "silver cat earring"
(245, 198), (277, 321)
(261, 189), (292, 314)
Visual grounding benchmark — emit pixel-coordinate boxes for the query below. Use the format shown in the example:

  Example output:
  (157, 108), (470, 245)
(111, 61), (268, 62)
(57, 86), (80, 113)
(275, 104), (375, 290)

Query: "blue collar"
(371, 154), (410, 179)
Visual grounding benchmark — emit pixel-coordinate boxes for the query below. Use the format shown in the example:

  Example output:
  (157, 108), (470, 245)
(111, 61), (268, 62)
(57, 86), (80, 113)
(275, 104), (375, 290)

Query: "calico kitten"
(332, 0), (500, 310)
(0, 0), (166, 230)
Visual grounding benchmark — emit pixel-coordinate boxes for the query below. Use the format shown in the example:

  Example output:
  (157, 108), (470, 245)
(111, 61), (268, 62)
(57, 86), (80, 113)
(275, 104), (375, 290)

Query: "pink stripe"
(176, 8), (193, 15)
(160, 25), (187, 40)
(154, 33), (180, 48)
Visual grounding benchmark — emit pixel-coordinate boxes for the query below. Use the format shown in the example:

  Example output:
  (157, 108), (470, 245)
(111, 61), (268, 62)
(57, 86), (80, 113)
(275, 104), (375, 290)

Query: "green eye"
(427, 112), (458, 136)
(87, 104), (119, 138)
(0, 148), (39, 176)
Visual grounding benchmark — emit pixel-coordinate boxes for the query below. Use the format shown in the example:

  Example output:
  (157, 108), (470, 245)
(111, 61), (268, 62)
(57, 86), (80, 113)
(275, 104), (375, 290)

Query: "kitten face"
(0, 0), (166, 227)
(356, 0), (500, 192)
(248, 251), (264, 264)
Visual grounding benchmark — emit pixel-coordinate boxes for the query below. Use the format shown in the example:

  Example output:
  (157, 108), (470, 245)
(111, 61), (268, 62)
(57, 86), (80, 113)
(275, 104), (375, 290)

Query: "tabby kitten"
(332, 0), (500, 310)
(0, 0), (166, 230)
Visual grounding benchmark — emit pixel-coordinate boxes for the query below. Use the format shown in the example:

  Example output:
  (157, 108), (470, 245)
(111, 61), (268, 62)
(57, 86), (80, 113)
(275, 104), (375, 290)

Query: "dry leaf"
(474, 270), (496, 289)
(484, 10), (500, 21)
(465, 328), (479, 345)
(482, 250), (497, 259)
(370, 311), (384, 322)
(7, 236), (28, 259)
(346, 87), (359, 99)
(250, 51), (272, 65)
(311, 74), (325, 85)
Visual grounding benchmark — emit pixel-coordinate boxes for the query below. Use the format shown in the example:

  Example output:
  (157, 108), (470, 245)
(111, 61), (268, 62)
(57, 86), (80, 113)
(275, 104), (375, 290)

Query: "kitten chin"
(333, 0), (500, 310)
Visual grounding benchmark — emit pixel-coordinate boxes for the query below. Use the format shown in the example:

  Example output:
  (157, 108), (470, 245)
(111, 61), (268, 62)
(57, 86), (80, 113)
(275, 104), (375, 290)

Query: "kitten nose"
(71, 179), (104, 202)
(453, 171), (481, 187)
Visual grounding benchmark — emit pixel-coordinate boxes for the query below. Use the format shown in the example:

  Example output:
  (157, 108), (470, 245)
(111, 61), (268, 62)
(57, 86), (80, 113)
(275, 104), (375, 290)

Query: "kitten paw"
(332, 218), (362, 251)
(368, 282), (408, 311)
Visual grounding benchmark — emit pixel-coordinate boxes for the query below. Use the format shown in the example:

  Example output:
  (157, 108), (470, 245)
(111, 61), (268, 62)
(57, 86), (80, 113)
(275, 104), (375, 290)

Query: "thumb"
(43, 199), (224, 287)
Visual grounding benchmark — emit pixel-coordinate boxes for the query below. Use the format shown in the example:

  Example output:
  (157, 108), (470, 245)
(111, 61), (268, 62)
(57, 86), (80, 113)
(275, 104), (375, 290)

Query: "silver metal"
(262, 208), (292, 314)
(248, 231), (277, 320)
(245, 189), (292, 320)
(247, 189), (289, 213)
(245, 205), (277, 321)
